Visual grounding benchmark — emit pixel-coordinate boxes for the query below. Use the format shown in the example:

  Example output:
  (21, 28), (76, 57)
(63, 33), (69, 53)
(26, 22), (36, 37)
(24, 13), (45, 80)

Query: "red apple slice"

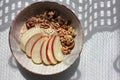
(40, 41), (45, 64)
(31, 36), (48, 64)
(41, 39), (51, 65)
(25, 33), (43, 57)
(52, 35), (64, 62)
(46, 37), (57, 64)
(20, 28), (45, 51)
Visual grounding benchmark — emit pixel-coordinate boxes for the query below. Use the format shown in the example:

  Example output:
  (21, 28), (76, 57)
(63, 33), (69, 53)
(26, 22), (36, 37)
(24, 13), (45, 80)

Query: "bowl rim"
(8, 1), (84, 75)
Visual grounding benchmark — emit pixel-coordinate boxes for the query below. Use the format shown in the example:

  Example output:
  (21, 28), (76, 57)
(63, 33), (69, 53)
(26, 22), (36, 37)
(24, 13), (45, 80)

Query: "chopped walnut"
(64, 35), (74, 46)
(61, 25), (69, 30)
(26, 17), (39, 29)
(40, 21), (50, 29)
(61, 46), (71, 54)
(67, 26), (76, 38)
(60, 35), (75, 54)
(55, 16), (65, 25)
(50, 22), (60, 29)
(57, 28), (67, 37)
(67, 40), (75, 49)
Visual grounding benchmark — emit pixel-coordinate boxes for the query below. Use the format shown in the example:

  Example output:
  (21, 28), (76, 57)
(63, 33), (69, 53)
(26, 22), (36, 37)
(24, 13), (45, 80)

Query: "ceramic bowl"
(9, 1), (84, 80)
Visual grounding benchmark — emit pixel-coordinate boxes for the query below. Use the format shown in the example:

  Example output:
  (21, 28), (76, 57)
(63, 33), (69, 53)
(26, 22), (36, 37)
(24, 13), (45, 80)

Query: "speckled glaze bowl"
(9, 1), (84, 80)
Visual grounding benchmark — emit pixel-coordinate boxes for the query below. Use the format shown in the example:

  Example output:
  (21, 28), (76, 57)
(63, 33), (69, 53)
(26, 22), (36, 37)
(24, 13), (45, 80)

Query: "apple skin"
(25, 33), (42, 57)
(46, 37), (57, 65)
(51, 35), (64, 62)
(31, 36), (48, 64)
(41, 39), (51, 65)
(40, 41), (45, 64)
(20, 28), (44, 52)
(46, 37), (52, 64)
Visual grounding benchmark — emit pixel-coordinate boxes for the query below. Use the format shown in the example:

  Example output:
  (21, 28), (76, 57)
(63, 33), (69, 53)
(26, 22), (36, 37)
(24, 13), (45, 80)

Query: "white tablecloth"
(0, 0), (120, 80)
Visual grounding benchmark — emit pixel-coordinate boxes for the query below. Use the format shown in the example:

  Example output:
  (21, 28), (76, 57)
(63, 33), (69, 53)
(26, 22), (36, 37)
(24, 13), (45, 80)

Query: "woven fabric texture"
(0, 0), (120, 80)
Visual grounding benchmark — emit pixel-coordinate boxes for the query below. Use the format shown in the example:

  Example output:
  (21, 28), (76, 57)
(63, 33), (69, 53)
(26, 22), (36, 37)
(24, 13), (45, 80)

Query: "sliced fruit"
(20, 27), (65, 65)
(41, 39), (51, 65)
(51, 35), (64, 62)
(46, 37), (57, 64)
(25, 33), (43, 57)
(31, 36), (48, 64)
(40, 41), (45, 64)
(20, 28), (45, 51)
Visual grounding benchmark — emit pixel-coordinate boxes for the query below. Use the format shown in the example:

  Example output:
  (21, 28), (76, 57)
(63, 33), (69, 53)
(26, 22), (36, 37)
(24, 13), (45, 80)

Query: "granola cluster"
(22, 10), (76, 54)
(57, 27), (76, 54)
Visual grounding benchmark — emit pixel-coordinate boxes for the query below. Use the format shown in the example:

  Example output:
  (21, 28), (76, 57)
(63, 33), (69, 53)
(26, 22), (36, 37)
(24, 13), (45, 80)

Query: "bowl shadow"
(69, 69), (81, 80)
(25, 69), (81, 80)
(113, 55), (120, 73)
(8, 55), (18, 69)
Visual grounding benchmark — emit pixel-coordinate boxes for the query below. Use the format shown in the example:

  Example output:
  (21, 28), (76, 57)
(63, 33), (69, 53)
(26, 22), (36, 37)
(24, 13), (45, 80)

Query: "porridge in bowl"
(19, 10), (76, 65)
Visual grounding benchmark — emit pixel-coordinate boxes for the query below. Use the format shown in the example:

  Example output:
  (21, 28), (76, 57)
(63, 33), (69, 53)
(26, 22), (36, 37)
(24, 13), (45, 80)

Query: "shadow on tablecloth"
(69, 69), (81, 80)
(113, 55), (120, 73)
(25, 69), (81, 80)
(8, 55), (18, 69)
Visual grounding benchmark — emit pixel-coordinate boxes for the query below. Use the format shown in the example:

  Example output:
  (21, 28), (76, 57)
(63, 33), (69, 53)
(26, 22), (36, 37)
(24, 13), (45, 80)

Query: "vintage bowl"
(9, 1), (84, 80)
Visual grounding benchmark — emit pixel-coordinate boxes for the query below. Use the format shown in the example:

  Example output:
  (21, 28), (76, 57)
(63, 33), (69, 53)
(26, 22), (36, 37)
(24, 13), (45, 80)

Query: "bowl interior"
(9, 1), (83, 75)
